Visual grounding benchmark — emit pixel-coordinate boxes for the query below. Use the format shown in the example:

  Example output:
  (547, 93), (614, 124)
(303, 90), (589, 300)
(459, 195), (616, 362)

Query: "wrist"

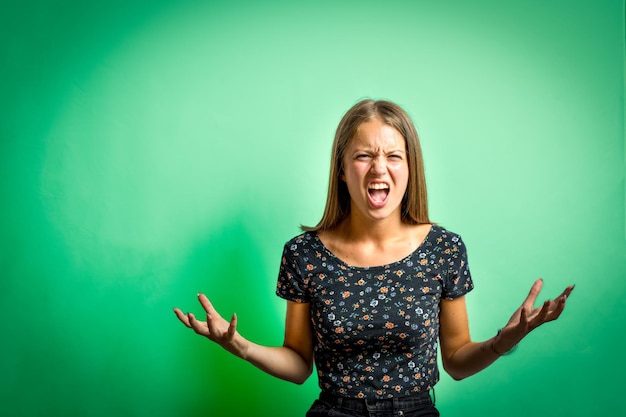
(223, 333), (248, 359)
(490, 328), (518, 356)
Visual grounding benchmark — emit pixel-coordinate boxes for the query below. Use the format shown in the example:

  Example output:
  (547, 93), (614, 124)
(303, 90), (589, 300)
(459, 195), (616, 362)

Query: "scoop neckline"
(312, 224), (436, 270)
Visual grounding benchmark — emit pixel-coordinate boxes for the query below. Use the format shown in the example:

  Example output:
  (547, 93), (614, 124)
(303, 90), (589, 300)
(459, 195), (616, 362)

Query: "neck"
(341, 211), (405, 244)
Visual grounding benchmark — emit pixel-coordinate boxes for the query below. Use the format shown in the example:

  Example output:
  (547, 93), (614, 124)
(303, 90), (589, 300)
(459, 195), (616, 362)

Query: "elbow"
(445, 369), (465, 381)
(285, 358), (314, 385)
(289, 367), (313, 385)
(292, 376), (309, 385)
(442, 361), (469, 381)
(448, 371), (468, 381)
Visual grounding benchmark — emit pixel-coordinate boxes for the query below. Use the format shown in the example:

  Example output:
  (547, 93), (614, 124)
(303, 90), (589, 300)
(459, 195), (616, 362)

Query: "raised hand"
(173, 294), (247, 358)
(494, 279), (575, 354)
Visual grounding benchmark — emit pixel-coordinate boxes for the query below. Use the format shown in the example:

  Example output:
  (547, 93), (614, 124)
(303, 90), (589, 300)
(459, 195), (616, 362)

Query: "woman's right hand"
(173, 294), (248, 358)
(493, 279), (574, 354)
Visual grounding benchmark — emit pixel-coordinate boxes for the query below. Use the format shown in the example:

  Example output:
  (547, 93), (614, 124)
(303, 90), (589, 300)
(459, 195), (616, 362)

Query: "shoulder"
(282, 231), (321, 257)
(284, 231), (316, 248)
(430, 225), (461, 239)
(428, 225), (466, 249)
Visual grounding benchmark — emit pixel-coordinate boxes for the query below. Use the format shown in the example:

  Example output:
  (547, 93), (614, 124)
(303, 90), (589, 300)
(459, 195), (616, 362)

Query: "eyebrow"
(350, 147), (406, 154)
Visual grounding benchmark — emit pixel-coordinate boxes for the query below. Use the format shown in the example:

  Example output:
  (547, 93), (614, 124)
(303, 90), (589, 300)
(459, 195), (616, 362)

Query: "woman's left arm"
(439, 279), (575, 381)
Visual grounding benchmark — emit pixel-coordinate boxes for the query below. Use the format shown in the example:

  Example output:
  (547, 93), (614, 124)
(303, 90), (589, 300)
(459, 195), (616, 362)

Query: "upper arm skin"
(439, 296), (472, 376)
(283, 301), (314, 379)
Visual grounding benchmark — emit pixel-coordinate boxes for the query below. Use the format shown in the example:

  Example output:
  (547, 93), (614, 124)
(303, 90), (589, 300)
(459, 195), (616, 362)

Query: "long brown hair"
(302, 99), (430, 231)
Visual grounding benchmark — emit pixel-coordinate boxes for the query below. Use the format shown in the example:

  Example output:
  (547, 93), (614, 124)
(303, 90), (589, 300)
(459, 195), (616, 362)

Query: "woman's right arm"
(173, 295), (314, 385)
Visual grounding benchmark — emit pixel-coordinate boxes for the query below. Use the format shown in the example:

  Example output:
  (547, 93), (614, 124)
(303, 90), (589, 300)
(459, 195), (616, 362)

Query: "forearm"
(177, 297), (314, 384)
(439, 281), (574, 381)
(442, 335), (509, 381)
(222, 333), (313, 385)
(243, 341), (313, 385)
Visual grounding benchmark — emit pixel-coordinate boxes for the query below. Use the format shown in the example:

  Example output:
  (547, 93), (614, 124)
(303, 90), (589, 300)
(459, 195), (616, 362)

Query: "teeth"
(368, 183), (389, 190)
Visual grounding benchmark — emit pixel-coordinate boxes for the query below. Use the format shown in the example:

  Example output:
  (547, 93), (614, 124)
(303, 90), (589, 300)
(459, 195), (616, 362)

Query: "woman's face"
(341, 118), (409, 223)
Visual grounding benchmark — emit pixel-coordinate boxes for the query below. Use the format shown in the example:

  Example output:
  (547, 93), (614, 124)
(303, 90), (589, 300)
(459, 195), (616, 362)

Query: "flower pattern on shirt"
(276, 225), (473, 399)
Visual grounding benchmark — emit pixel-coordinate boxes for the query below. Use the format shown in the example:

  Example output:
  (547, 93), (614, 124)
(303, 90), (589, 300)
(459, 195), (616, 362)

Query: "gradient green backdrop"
(2, 0), (624, 416)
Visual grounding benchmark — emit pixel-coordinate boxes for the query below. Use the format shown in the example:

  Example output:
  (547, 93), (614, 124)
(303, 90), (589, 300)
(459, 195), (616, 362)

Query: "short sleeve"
(275, 239), (311, 303)
(442, 234), (474, 300)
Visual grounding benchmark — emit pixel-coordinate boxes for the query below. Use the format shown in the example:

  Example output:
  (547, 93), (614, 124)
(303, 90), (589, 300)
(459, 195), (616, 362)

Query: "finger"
(519, 306), (530, 332)
(173, 308), (192, 328)
(198, 293), (220, 318)
(542, 285), (574, 314)
(205, 310), (221, 336)
(547, 295), (568, 320)
(522, 279), (544, 310)
(188, 312), (208, 336)
(557, 285), (575, 300)
(532, 285), (572, 324)
(188, 312), (198, 330)
(530, 300), (551, 329)
(553, 300), (566, 319)
(538, 296), (570, 326)
(228, 313), (238, 338)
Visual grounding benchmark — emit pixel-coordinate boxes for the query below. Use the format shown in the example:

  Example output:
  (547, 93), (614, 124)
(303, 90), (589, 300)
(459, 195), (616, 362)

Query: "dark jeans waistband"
(319, 390), (434, 413)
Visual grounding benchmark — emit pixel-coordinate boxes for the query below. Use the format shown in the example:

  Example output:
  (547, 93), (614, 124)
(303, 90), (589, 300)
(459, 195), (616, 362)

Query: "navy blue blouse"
(276, 225), (473, 399)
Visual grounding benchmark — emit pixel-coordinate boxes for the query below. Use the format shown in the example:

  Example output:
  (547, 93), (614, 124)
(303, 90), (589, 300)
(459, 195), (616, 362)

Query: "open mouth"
(368, 182), (389, 205)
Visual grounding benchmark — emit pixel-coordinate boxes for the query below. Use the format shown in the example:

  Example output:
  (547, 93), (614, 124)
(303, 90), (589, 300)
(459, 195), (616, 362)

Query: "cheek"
(391, 169), (410, 195)
(342, 162), (367, 183)
(389, 164), (409, 181)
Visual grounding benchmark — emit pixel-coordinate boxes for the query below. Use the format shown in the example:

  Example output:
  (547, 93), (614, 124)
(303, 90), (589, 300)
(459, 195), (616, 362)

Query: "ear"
(339, 166), (346, 182)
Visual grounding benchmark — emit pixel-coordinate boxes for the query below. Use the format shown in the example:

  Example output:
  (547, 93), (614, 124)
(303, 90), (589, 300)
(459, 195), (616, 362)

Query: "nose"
(370, 156), (387, 175)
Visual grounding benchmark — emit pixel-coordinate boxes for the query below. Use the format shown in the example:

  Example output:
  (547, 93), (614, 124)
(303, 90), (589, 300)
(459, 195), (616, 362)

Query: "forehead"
(349, 119), (405, 149)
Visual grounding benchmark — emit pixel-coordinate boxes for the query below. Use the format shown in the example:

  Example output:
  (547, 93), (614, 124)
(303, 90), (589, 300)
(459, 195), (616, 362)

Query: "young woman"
(173, 99), (574, 416)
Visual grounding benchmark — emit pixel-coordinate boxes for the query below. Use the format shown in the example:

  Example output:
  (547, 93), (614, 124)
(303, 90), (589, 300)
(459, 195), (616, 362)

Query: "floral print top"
(275, 225), (473, 399)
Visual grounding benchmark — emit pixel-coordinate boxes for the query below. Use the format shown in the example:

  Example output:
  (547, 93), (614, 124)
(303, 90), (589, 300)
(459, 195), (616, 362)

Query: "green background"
(2, 0), (624, 416)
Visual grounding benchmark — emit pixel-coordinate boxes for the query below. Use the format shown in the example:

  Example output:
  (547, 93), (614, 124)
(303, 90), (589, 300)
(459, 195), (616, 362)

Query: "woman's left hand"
(493, 279), (575, 354)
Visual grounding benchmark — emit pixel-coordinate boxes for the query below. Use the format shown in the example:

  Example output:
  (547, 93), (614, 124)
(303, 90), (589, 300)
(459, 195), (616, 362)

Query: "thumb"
(228, 313), (238, 337)
(522, 278), (543, 310)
